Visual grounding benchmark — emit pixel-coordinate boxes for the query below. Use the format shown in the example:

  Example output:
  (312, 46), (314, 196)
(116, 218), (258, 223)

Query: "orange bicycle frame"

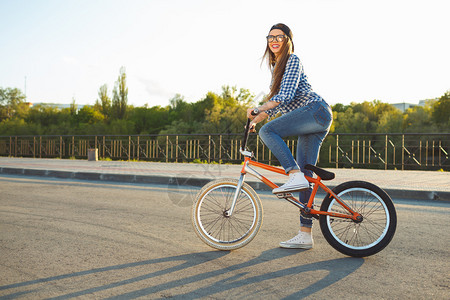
(240, 156), (361, 221)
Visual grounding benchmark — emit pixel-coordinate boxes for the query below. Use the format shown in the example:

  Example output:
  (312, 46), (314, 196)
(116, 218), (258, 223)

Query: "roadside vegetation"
(1, 68), (449, 136)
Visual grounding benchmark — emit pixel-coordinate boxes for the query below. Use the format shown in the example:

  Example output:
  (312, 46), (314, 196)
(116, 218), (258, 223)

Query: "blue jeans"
(259, 100), (332, 227)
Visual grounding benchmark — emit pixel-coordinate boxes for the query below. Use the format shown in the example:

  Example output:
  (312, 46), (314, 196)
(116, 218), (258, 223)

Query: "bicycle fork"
(224, 173), (246, 217)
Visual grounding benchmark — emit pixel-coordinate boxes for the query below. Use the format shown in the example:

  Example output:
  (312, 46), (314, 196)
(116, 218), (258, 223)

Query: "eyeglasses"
(266, 35), (286, 43)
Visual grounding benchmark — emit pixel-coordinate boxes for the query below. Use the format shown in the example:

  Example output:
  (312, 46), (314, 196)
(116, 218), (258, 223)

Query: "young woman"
(247, 23), (332, 249)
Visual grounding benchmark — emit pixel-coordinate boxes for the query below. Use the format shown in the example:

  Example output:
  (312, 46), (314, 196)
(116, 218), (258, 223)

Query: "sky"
(1, 0), (449, 108)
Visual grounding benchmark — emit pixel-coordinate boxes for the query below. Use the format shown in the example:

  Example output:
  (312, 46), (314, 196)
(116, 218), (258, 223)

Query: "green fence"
(0, 133), (448, 171)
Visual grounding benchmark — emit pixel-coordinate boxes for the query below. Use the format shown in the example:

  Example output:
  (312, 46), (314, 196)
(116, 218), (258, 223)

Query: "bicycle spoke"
(324, 186), (394, 252)
(196, 183), (258, 244)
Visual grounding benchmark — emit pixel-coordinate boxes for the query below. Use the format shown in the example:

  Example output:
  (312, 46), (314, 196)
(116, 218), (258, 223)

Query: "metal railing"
(0, 133), (448, 171)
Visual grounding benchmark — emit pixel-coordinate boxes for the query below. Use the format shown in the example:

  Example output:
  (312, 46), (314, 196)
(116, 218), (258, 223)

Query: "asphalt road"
(1, 175), (449, 299)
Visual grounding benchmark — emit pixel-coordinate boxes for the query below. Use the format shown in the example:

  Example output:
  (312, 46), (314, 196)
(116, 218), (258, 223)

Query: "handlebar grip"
(251, 108), (260, 116)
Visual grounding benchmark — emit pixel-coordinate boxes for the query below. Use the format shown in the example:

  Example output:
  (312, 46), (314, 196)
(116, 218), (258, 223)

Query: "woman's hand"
(247, 111), (269, 132)
(247, 108), (259, 120)
(247, 101), (279, 120)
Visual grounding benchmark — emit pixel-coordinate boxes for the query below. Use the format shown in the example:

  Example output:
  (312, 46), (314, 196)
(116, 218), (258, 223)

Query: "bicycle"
(192, 117), (397, 257)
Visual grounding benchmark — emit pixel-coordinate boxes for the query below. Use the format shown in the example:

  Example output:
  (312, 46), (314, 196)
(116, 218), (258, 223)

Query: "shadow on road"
(1, 249), (364, 299)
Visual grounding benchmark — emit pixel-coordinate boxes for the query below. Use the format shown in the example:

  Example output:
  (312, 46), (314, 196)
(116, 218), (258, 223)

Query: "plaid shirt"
(265, 54), (324, 119)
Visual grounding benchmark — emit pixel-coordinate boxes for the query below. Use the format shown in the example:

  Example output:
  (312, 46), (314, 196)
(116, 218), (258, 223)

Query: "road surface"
(1, 175), (449, 299)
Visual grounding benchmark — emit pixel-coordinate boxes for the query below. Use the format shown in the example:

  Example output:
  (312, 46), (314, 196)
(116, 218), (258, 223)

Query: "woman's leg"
(259, 114), (302, 174)
(258, 107), (315, 193)
(278, 101), (332, 249)
(297, 131), (329, 229)
(259, 101), (332, 174)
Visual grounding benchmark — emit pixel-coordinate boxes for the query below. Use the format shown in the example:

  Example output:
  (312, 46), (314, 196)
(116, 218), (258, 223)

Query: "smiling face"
(267, 29), (285, 56)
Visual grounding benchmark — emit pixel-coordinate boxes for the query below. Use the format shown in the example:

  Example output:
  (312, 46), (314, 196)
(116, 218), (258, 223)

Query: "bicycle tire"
(319, 181), (397, 257)
(192, 179), (263, 250)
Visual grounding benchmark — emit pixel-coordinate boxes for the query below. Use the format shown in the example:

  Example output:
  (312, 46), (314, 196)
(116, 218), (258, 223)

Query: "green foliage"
(160, 86), (253, 135)
(112, 67), (128, 119)
(192, 159), (208, 164)
(0, 87), (28, 121)
(332, 100), (401, 133)
(0, 83), (448, 137)
(331, 97), (448, 134)
(128, 105), (169, 134)
(76, 105), (105, 124)
(432, 91), (450, 129)
(97, 84), (111, 118)
(201, 86), (251, 134)
(108, 119), (135, 135)
(377, 108), (403, 133)
(403, 105), (437, 133)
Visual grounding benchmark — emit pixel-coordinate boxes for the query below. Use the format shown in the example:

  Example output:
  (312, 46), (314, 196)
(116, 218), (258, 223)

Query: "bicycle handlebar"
(241, 108), (260, 151)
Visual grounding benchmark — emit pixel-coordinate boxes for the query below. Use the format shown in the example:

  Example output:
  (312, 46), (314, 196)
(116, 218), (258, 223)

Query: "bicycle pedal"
(276, 192), (293, 199)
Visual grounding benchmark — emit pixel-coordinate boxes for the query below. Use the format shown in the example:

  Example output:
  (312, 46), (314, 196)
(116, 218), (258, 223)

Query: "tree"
(69, 97), (77, 115)
(76, 106), (104, 124)
(97, 84), (111, 118)
(168, 94), (195, 125)
(127, 105), (170, 134)
(332, 103), (348, 113)
(220, 85), (254, 106)
(377, 109), (403, 133)
(403, 105), (437, 133)
(432, 91), (450, 129)
(0, 87), (28, 121)
(112, 67), (128, 119)
(1, 83), (448, 136)
(201, 87), (251, 134)
(332, 100), (402, 133)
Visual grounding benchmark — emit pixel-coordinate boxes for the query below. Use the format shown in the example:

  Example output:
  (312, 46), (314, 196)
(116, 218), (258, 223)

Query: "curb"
(1, 167), (449, 201)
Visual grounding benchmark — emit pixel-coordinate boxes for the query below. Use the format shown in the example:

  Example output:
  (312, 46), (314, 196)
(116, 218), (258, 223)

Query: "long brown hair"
(262, 23), (294, 101)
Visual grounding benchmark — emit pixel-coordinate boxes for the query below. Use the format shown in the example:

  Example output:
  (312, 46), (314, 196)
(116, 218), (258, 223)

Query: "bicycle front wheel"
(319, 181), (397, 257)
(192, 179), (263, 250)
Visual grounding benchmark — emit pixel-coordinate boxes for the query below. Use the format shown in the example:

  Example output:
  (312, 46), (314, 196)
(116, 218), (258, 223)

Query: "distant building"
(418, 99), (432, 106)
(392, 99), (436, 112)
(391, 103), (417, 112)
(30, 102), (88, 111)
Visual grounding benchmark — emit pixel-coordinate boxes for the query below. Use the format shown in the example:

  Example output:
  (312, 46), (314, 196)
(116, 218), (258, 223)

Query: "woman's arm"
(246, 100), (279, 118)
(249, 55), (302, 121)
(245, 95), (281, 131)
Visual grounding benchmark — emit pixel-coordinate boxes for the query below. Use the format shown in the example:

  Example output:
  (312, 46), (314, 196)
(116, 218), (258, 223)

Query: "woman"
(247, 23), (332, 249)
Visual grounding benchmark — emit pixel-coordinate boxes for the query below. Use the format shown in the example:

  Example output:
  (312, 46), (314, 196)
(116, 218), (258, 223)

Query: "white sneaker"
(279, 231), (314, 249)
(272, 172), (309, 194)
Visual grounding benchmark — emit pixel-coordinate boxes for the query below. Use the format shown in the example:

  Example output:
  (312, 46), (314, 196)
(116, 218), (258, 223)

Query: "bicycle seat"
(304, 164), (335, 180)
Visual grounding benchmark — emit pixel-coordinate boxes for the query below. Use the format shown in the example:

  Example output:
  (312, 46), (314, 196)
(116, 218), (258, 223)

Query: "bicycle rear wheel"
(192, 179), (263, 250)
(319, 181), (397, 257)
